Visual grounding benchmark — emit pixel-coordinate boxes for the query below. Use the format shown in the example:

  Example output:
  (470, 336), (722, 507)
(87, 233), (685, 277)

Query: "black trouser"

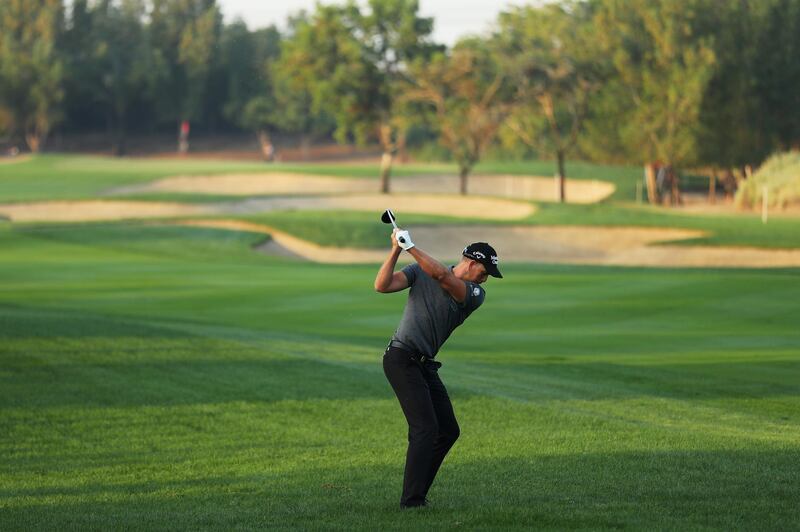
(383, 345), (460, 507)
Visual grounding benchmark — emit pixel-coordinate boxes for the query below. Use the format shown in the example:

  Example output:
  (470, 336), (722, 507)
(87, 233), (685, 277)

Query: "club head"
(381, 209), (398, 228)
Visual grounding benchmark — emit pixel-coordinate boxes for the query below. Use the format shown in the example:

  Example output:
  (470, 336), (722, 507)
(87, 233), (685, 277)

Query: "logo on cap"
(463, 242), (503, 279)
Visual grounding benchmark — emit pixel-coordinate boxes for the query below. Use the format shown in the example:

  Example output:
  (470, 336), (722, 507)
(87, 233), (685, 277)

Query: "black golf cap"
(463, 242), (502, 278)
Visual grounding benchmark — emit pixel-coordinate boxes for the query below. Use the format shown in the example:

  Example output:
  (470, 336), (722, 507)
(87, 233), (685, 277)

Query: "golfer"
(374, 226), (502, 509)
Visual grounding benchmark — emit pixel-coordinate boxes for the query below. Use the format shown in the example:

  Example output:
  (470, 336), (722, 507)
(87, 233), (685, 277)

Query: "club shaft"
(387, 210), (398, 229)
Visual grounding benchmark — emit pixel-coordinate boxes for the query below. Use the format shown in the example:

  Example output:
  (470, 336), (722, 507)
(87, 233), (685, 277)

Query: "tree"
(218, 21), (281, 159)
(75, 0), (161, 155)
(692, 0), (800, 171)
(149, 0), (221, 149)
(285, 0), (438, 193)
(593, 0), (716, 203)
(218, 22), (280, 125)
(270, 57), (336, 161)
(495, 2), (604, 202)
(691, 1), (766, 170)
(405, 40), (509, 195)
(62, 0), (100, 134)
(750, 0), (800, 152)
(0, 0), (64, 152)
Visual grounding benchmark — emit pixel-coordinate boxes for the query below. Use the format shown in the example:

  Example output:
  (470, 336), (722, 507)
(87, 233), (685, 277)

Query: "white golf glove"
(395, 229), (415, 251)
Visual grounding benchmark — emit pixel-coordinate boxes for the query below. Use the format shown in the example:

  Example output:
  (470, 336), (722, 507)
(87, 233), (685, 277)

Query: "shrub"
(735, 151), (800, 209)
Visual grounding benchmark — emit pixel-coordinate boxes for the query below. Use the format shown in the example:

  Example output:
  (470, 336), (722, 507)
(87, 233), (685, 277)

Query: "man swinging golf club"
(374, 209), (502, 509)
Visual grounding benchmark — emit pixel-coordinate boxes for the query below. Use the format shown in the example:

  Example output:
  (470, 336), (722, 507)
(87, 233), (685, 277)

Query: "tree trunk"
(397, 133), (409, 163)
(670, 166), (682, 205)
(257, 130), (275, 162)
(25, 123), (45, 153)
(25, 133), (41, 153)
(709, 168), (717, 204)
(113, 113), (127, 157)
(556, 150), (566, 203)
(300, 134), (311, 161)
(378, 122), (396, 194)
(645, 163), (659, 204)
(113, 130), (127, 157)
(379, 151), (393, 194)
(459, 165), (470, 195)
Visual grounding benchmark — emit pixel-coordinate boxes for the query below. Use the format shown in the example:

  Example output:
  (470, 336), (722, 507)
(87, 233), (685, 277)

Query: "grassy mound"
(736, 151), (800, 209)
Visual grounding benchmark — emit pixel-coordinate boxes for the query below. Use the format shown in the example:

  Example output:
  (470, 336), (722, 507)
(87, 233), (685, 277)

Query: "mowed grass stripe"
(1, 222), (799, 530)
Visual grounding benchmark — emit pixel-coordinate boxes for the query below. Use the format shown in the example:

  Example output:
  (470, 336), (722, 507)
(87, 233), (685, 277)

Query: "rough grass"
(1, 222), (799, 530)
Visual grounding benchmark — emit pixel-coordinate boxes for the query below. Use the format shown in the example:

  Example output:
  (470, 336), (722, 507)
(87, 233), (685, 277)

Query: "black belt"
(387, 340), (441, 369)
(388, 339), (415, 352)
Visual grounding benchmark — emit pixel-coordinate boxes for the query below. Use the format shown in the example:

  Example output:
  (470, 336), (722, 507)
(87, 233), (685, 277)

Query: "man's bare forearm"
(407, 247), (449, 281)
(374, 247), (402, 291)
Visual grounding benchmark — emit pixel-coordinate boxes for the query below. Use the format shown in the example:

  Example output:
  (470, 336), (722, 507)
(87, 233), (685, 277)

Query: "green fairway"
(1, 222), (798, 530)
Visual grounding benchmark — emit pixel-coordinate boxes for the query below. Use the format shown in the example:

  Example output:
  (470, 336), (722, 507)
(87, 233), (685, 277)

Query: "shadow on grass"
(1, 357), (393, 407)
(2, 303), (798, 410)
(4, 349), (800, 409)
(4, 345), (799, 410)
(1, 450), (798, 530)
(0, 304), (394, 407)
(447, 358), (800, 403)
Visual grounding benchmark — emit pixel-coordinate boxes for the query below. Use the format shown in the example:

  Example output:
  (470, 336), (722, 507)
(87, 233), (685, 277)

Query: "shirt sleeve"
(461, 281), (485, 312)
(402, 263), (420, 286)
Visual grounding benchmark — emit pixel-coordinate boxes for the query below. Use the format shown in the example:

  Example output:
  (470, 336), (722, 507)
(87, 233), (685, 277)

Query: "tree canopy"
(1, 0), (798, 197)
(0, 0), (64, 152)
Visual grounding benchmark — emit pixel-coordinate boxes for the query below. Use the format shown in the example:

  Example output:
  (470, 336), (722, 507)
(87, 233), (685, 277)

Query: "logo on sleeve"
(473, 287), (481, 297)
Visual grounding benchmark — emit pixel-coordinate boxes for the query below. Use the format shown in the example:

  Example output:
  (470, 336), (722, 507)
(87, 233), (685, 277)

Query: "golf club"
(381, 209), (407, 244)
(381, 209), (398, 229)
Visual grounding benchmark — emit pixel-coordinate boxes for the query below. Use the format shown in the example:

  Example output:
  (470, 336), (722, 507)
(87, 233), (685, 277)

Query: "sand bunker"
(0, 195), (534, 223)
(224, 194), (535, 220)
(0, 200), (213, 222)
(174, 219), (800, 269)
(3, 198), (799, 268)
(113, 172), (615, 204)
(397, 175), (615, 204)
(0, 155), (30, 165)
(176, 219), (387, 263)
(111, 173), (375, 196)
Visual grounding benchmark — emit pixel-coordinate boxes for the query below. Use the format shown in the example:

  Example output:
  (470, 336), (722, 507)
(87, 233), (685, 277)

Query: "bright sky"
(217, 0), (524, 45)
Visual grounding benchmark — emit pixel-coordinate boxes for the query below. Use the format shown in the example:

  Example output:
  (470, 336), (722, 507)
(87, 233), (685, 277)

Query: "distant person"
(178, 120), (190, 154)
(374, 227), (502, 509)
(722, 169), (737, 200)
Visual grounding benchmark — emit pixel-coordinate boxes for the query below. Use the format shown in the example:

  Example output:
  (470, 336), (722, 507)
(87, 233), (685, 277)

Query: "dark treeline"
(1, 0), (799, 199)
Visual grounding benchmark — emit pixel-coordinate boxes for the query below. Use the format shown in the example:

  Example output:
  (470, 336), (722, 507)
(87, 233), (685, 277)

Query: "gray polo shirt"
(390, 263), (485, 358)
